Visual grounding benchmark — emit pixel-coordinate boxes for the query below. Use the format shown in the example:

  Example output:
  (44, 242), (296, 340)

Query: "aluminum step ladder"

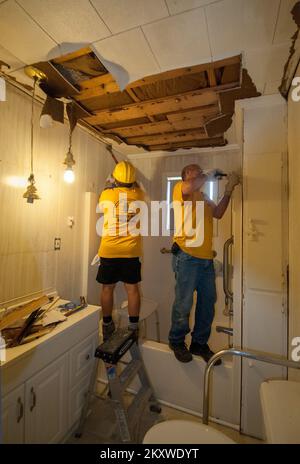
(75, 328), (161, 443)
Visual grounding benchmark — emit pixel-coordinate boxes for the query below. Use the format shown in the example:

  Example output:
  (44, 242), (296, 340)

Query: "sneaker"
(169, 342), (193, 363)
(189, 343), (222, 365)
(102, 320), (115, 342)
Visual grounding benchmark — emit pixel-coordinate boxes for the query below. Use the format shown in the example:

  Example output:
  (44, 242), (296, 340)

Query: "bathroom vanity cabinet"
(0, 302), (100, 444)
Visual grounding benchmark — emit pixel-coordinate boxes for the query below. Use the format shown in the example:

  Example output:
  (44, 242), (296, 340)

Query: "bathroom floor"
(67, 390), (263, 445)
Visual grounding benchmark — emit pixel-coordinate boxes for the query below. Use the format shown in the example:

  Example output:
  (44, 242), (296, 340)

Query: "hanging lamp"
(63, 102), (77, 184)
(23, 66), (46, 203)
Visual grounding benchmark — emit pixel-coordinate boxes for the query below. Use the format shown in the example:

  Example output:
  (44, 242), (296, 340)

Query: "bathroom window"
(164, 174), (217, 232)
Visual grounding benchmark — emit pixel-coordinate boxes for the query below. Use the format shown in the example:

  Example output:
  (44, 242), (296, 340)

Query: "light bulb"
(64, 168), (75, 184)
(40, 113), (53, 129)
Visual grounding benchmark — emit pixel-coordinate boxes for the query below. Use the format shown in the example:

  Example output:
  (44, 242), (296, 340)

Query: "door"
(241, 98), (288, 439)
(2, 384), (25, 444)
(25, 354), (68, 444)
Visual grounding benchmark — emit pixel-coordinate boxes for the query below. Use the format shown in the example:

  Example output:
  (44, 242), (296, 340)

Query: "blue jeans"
(168, 250), (217, 345)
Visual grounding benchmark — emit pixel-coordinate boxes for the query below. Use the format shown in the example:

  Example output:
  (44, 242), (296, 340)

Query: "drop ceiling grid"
(16, 0), (111, 44)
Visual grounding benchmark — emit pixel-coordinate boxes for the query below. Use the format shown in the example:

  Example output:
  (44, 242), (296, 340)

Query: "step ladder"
(75, 328), (161, 443)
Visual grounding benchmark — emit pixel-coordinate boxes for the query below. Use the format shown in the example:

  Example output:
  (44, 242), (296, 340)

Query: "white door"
(241, 98), (288, 439)
(25, 354), (68, 444)
(2, 384), (25, 444)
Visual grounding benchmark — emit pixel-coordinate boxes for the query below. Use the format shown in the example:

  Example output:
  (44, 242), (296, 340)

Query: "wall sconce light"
(23, 66), (47, 204)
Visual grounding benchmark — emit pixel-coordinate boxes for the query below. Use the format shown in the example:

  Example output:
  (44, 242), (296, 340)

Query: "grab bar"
(216, 326), (233, 336)
(202, 348), (300, 425)
(223, 237), (234, 303)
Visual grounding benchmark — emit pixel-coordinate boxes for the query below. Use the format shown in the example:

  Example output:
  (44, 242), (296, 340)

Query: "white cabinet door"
(2, 384), (25, 444)
(25, 354), (68, 444)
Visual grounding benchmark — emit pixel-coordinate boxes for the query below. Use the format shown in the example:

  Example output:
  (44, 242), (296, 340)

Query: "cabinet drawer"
(69, 331), (98, 385)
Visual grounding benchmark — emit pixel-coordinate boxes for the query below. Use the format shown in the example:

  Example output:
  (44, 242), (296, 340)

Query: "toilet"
(143, 420), (235, 444)
(260, 380), (300, 444)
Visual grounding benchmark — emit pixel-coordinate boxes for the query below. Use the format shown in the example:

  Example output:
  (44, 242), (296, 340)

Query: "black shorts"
(96, 257), (142, 285)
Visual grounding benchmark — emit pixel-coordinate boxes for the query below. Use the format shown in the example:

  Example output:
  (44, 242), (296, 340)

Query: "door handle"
(30, 387), (36, 412)
(17, 397), (24, 423)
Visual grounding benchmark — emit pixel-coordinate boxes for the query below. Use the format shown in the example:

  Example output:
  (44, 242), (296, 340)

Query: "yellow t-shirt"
(173, 181), (214, 259)
(98, 186), (145, 258)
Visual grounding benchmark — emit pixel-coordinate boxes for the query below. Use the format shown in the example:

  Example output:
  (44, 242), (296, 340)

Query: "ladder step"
(119, 359), (143, 392)
(127, 386), (152, 427)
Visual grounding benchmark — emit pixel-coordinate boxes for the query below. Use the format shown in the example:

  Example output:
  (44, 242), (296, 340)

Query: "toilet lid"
(143, 420), (235, 444)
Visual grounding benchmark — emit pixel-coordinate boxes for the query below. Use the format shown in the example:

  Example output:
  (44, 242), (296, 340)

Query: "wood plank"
(147, 136), (226, 151)
(126, 128), (208, 146)
(128, 55), (241, 89)
(0, 296), (50, 331)
(79, 73), (116, 90)
(84, 89), (221, 125)
(105, 120), (174, 137)
(75, 81), (120, 101)
(167, 106), (220, 130)
(208, 68), (217, 87)
(52, 47), (92, 64)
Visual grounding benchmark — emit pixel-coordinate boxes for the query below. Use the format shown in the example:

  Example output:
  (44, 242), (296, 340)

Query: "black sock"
(103, 316), (112, 324)
(129, 316), (139, 324)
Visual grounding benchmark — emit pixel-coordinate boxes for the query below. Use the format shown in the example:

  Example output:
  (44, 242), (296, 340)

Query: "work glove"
(224, 172), (241, 195)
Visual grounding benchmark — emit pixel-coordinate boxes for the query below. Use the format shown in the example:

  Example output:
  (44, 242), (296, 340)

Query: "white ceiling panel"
(244, 42), (290, 94)
(273, 0), (298, 44)
(0, 44), (25, 72)
(166, 0), (217, 15)
(17, 0), (111, 44)
(91, 0), (169, 34)
(143, 8), (212, 71)
(92, 28), (160, 88)
(206, 0), (281, 60)
(0, 1), (56, 64)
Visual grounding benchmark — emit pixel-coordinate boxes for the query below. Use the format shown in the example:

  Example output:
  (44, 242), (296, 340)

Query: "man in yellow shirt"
(97, 161), (145, 341)
(169, 164), (240, 363)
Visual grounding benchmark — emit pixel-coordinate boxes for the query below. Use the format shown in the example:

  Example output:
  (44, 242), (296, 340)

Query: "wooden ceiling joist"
(38, 49), (249, 152)
(125, 128), (209, 147)
(147, 136), (226, 151)
(84, 90), (220, 126)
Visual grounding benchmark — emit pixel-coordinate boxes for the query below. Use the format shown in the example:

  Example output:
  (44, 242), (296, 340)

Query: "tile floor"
(68, 390), (264, 445)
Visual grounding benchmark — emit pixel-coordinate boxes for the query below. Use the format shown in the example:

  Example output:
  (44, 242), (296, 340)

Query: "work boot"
(189, 342), (222, 366)
(102, 320), (115, 342)
(169, 342), (193, 363)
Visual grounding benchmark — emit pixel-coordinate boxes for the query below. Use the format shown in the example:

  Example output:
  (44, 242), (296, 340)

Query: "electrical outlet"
(54, 238), (61, 251)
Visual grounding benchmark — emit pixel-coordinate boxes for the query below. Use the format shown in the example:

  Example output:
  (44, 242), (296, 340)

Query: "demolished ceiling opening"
(33, 47), (260, 152)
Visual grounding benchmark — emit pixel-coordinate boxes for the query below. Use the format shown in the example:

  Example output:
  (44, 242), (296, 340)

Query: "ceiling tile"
(244, 42), (290, 94)
(166, 0), (216, 15)
(0, 1), (56, 64)
(92, 28), (160, 87)
(273, 0), (298, 44)
(206, 0), (281, 60)
(91, 0), (169, 34)
(17, 0), (110, 43)
(0, 44), (25, 71)
(143, 8), (212, 71)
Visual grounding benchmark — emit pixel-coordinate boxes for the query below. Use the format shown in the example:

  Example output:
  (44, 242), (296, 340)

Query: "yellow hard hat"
(113, 161), (136, 184)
